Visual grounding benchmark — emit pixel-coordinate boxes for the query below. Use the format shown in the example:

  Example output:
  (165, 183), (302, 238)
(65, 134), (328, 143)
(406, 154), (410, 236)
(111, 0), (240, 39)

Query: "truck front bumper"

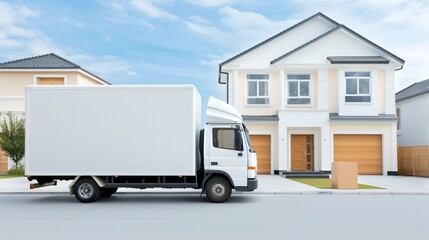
(235, 178), (258, 192)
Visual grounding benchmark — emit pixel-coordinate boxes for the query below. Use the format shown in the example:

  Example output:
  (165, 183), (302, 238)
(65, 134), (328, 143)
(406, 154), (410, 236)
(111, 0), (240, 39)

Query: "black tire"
(101, 187), (118, 198)
(205, 176), (232, 203)
(74, 178), (100, 203)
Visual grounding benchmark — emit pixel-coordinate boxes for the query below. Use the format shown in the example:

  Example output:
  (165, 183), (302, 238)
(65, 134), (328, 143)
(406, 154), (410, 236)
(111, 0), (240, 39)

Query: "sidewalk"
(0, 175), (429, 195)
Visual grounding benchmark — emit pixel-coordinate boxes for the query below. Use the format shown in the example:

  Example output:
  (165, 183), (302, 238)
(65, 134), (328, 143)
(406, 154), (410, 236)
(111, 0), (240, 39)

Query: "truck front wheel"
(74, 178), (100, 203)
(206, 177), (232, 203)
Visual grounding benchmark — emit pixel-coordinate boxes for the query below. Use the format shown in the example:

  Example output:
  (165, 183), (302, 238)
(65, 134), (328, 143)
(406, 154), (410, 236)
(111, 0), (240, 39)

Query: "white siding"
(397, 94), (429, 146)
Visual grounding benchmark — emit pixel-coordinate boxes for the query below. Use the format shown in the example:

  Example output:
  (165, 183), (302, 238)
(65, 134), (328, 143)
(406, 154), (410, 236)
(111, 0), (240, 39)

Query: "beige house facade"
(0, 53), (109, 173)
(219, 13), (404, 175)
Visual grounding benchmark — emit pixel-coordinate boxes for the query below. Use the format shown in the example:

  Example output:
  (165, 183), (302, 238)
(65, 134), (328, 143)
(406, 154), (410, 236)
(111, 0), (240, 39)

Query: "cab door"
(208, 125), (248, 187)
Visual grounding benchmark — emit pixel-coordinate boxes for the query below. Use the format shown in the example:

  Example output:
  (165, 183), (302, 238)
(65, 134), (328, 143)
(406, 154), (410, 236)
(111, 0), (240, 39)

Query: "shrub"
(8, 163), (25, 176)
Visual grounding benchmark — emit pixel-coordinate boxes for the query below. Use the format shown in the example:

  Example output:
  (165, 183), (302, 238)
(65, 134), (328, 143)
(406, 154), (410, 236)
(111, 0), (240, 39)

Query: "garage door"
(250, 135), (271, 174)
(334, 134), (382, 175)
(0, 149), (8, 174)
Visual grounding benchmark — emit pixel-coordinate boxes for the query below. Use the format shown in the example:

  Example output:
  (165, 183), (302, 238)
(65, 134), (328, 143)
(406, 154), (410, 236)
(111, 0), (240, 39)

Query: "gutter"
(395, 65), (404, 71)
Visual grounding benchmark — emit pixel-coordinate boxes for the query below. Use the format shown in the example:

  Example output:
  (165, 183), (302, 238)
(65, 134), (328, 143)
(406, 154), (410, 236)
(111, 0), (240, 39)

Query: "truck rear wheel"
(206, 177), (231, 203)
(74, 178), (100, 203)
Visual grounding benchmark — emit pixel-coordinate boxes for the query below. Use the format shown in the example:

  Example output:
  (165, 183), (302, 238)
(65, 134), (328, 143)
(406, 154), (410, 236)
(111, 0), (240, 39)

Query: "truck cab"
(202, 97), (258, 202)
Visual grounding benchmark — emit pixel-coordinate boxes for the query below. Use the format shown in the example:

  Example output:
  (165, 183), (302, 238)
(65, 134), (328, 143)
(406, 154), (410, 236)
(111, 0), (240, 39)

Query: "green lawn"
(289, 178), (383, 189)
(0, 175), (23, 179)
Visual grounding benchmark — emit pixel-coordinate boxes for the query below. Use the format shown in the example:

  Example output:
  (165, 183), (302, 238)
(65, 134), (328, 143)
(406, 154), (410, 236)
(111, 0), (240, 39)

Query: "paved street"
(1, 193), (428, 240)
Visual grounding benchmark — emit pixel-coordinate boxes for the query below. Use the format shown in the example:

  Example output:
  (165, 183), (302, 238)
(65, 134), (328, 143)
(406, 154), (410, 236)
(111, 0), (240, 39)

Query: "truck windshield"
(242, 124), (255, 153)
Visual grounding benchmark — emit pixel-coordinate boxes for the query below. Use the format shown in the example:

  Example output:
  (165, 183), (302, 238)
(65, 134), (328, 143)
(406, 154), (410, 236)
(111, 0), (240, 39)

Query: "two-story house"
(218, 13), (404, 175)
(396, 79), (429, 147)
(0, 53), (109, 173)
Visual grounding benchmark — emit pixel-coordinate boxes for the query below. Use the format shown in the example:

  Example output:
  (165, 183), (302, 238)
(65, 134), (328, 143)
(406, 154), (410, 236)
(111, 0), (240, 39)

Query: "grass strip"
(0, 175), (23, 179)
(289, 178), (383, 189)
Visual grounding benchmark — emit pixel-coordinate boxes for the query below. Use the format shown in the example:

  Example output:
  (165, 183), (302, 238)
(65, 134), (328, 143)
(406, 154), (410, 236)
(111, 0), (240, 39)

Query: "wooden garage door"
(0, 149), (8, 174)
(334, 134), (382, 175)
(250, 135), (271, 174)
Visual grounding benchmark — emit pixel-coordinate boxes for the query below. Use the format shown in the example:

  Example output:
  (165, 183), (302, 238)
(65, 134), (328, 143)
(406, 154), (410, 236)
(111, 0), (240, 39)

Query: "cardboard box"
(331, 162), (358, 189)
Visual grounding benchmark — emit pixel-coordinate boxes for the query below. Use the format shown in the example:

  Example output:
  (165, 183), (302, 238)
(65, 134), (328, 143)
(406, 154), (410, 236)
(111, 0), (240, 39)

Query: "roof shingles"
(0, 53), (80, 69)
(396, 79), (429, 102)
(0, 53), (110, 85)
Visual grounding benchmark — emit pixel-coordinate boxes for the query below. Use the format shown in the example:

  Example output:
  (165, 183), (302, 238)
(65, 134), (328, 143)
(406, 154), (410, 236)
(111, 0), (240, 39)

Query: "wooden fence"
(397, 145), (429, 177)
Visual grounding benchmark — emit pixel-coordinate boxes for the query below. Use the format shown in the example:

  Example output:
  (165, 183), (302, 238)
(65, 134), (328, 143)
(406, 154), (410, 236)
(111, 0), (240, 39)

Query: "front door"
(291, 135), (314, 171)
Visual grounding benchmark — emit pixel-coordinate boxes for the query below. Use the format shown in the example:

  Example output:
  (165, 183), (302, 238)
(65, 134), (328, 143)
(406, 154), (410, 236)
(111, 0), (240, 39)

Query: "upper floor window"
(246, 74), (269, 105)
(345, 72), (370, 103)
(287, 74), (311, 105)
(37, 77), (65, 85)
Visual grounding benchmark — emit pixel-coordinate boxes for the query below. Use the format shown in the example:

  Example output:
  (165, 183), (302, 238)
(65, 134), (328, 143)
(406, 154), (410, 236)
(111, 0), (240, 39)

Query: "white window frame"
(344, 71), (371, 103)
(286, 73), (312, 105)
(396, 108), (401, 131)
(246, 74), (270, 105)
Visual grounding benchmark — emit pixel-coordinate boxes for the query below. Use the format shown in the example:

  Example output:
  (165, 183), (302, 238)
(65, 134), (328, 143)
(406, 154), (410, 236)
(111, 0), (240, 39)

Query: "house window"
(345, 72), (370, 102)
(37, 77), (65, 85)
(246, 74), (269, 105)
(287, 74), (311, 105)
(396, 108), (401, 130)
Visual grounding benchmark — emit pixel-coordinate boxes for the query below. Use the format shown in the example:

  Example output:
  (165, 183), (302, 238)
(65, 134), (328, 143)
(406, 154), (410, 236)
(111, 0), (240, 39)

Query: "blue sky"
(1, 0), (428, 105)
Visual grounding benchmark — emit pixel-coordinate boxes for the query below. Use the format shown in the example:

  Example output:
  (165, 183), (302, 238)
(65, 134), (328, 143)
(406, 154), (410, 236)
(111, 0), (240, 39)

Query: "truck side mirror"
(234, 129), (243, 151)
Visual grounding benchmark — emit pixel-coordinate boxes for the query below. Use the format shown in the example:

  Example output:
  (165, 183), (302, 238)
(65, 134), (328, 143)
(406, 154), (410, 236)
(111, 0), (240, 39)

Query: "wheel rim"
(78, 183), (94, 199)
(211, 183), (225, 198)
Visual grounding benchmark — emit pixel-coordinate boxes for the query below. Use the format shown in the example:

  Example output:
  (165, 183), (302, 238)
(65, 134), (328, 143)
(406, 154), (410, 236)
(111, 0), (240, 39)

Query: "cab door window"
(212, 128), (243, 151)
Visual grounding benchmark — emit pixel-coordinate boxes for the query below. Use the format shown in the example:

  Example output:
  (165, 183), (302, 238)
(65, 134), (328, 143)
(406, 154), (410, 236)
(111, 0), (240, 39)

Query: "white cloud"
(188, 15), (211, 25)
(187, 7), (295, 66)
(130, 0), (178, 20)
(69, 54), (137, 80)
(187, 0), (233, 8)
(198, 53), (233, 66)
(0, 1), (62, 57)
(185, 21), (226, 41)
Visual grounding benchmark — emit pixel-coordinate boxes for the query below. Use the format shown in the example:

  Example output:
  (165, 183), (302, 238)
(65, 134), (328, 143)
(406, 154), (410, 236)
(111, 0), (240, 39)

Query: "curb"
(1, 191), (429, 195)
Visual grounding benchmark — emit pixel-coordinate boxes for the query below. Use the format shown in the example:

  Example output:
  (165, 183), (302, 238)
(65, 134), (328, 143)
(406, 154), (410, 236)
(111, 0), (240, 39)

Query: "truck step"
(30, 181), (57, 189)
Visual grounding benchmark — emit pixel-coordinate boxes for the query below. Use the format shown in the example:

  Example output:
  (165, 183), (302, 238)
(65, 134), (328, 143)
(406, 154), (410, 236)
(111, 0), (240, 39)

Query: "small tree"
(0, 112), (25, 171)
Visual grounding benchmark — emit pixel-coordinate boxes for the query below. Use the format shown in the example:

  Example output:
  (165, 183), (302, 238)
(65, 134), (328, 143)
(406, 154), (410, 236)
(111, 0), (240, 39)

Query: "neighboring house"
(396, 79), (429, 146)
(0, 53), (110, 173)
(218, 12), (404, 175)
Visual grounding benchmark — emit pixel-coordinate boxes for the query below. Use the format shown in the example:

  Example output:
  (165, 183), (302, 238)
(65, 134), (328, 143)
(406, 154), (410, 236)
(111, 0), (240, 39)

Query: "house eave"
(242, 115), (279, 122)
(220, 12), (340, 67)
(0, 68), (110, 85)
(329, 113), (397, 122)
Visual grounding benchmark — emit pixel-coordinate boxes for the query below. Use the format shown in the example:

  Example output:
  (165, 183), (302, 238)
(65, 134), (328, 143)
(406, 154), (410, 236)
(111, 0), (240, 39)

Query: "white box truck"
(25, 85), (258, 203)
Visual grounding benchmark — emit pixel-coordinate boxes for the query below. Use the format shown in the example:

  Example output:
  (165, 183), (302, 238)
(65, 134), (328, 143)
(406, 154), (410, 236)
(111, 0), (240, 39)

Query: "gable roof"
(0, 53), (110, 84)
(396, 79), (429, 102)
(270, 24), (405, 65)
(220, 12), (340, 66)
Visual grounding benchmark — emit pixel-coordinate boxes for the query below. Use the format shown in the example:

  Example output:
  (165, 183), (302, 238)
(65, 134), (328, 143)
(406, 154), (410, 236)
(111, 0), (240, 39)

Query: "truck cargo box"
(25, 85), (201, 176)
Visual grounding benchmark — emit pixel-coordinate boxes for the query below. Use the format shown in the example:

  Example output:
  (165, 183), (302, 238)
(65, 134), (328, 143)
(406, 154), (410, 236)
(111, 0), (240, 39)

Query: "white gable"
(272, 28), (402, 67)
(222, 15), (338, 70)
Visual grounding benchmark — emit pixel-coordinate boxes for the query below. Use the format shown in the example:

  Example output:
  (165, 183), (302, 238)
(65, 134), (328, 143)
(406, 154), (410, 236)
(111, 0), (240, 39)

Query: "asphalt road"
(1, 193), (427, 240)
